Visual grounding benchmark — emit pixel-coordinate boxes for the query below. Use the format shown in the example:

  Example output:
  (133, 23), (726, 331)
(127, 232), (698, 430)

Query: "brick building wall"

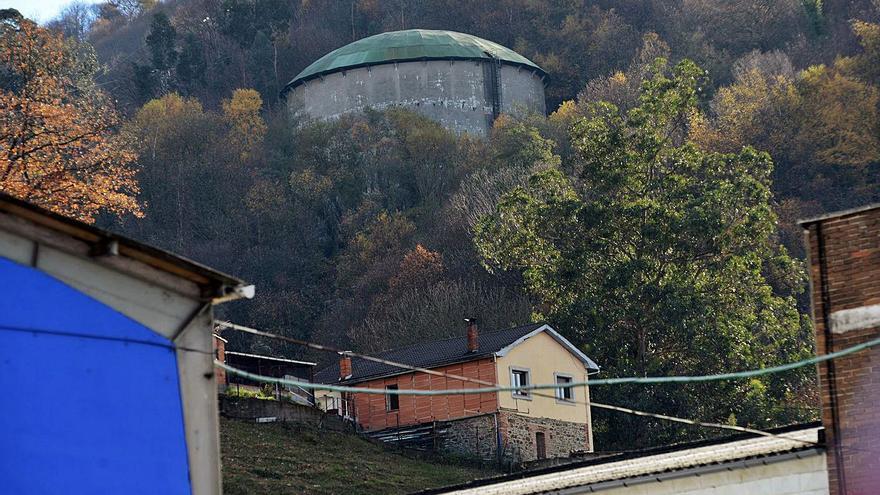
(803, 204), (880, 495)
(351, 358), (498, 431)
(213, 333), (226, 390)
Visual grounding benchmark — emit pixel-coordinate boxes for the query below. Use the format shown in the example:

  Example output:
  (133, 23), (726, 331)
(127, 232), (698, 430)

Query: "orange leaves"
(388, 244), (445, 293)
(0, 15), (141, 222)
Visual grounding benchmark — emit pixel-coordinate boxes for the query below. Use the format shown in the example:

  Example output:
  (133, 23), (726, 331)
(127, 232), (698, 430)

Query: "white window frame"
(510, 366), (532, 400)
(554, 372), (575, 404)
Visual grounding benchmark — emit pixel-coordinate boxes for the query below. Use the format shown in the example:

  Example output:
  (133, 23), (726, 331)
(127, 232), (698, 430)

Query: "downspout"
(493, 354), (503, 466)
(816, 222), (847, 494)
(584, 370), (594, 452)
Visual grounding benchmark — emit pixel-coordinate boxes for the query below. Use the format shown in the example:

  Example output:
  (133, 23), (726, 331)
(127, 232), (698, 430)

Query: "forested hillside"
(3, 0), (879, 448)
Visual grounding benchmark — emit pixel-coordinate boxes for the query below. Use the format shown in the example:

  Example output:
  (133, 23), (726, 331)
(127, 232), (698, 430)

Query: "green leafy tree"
(475, 60), (815, 448)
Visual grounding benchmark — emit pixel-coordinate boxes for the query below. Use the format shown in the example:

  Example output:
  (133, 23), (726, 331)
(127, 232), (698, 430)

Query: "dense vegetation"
(2, 1), (880, 448)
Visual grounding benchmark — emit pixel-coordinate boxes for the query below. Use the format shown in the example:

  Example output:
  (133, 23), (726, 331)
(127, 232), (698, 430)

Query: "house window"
(511, 368), (531, 399)
(386, 384), (399, 411)
(555, 374), (574, 402)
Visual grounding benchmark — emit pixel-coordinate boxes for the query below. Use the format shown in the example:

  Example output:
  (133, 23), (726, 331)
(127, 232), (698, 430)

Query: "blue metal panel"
(0, 257), (192, 495)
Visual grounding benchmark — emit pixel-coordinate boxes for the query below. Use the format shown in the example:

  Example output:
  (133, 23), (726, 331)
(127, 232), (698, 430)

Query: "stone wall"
(499, 411), (590, 463)
(431, 411), (590, 465)
(438, 413), (500, 462)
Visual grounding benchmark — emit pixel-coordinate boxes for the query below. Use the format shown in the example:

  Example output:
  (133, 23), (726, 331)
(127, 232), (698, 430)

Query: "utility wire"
(215, 321), (859, 447)
(216, 320), (880, 392)
(216, 361), (819, 447)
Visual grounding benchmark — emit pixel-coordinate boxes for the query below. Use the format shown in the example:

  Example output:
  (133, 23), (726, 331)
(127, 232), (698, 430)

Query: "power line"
(216, 320), (880, 392)
(216, 361), (819, 447)
(215, 321), (858, 447)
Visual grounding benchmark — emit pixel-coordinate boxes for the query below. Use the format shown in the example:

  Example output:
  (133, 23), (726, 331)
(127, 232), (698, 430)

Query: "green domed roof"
(284, 29), (545, 92)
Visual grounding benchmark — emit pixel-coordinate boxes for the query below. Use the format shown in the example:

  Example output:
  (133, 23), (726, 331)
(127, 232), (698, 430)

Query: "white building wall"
(595, 453), (828, 495)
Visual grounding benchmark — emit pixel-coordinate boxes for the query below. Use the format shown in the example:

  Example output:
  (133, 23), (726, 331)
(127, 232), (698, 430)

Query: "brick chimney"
(339, 352), (352, 380)
(802, 204), (880, 495)
(465, 318), (478, 352)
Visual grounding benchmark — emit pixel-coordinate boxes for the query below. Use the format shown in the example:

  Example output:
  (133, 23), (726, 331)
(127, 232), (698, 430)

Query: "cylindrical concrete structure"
(281, 29), (547, 136)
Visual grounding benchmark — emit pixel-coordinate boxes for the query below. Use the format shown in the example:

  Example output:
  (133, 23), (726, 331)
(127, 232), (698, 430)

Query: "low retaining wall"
(220, 395), (347, 428)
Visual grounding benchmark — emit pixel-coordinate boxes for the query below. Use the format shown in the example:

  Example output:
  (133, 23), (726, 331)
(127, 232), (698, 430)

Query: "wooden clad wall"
(351, 358), (498, 431)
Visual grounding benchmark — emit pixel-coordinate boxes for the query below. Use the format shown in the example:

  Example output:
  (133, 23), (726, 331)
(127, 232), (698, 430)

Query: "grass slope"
(221, 418), (492, 494)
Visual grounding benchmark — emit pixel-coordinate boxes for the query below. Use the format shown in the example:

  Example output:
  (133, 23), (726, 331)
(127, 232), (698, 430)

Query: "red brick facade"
(804, 205), (880, 495)
(350, 358), (498, 431)
(213, 334), (226, 388)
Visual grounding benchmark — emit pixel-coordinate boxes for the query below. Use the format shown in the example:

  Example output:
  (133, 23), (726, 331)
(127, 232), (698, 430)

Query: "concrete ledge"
(830, 304), (880, 333)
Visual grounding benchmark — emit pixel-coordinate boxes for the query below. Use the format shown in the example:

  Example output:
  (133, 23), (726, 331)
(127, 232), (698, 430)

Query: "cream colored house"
(314, 322), (599, 463)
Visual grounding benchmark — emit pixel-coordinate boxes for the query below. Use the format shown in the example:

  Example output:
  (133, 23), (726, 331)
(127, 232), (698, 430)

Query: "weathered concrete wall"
(288, 59), (545, 136)
(499, 64), (546, 116)
(499, 411), (590, 463)
(220, 396), (322, 424)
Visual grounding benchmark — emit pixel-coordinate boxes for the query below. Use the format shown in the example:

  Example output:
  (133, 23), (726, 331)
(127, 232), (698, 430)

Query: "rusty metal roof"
(282, 29), (546, 94)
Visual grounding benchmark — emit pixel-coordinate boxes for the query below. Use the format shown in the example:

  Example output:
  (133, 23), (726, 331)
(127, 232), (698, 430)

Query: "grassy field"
(220, 418), (493, 494)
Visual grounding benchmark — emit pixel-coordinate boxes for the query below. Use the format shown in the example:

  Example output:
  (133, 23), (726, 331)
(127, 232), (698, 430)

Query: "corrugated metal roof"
(283, 29), (545, 93)
(421, 424), (824, 495)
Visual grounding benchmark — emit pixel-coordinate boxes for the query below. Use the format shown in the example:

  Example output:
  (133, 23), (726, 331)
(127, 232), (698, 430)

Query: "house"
(425, 202), (880, 494)
(313, 320), (599, 463)
(0, 192), (253, 495)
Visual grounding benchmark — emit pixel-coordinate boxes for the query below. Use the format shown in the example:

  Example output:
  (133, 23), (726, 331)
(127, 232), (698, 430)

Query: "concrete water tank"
(281, 29), (548, 136)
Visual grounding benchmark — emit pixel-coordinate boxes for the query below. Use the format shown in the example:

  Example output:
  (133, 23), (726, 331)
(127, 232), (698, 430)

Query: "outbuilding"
(0, 193), (253, 495)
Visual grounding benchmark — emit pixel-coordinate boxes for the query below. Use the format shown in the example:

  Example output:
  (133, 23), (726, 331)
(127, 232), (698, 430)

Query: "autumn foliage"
(0, 11), (140, 222)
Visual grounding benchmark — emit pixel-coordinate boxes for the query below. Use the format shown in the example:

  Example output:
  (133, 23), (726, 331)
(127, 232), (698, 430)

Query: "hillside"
(220, 418), (493, 495)
(6, 0), (880, 452)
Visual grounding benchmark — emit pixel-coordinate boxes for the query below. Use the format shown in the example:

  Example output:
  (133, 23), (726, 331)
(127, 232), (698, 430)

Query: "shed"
(0, 193), (253, 495)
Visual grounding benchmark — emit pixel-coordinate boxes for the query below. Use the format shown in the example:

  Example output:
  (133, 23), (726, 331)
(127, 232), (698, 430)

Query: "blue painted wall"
(0, 257), (192, 494)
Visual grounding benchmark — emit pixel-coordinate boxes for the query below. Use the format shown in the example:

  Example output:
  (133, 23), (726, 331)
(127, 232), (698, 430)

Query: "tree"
(0, 11), (141, 222)
(475, 59), (815, 448)
(175, 33), (207, 95)
(222, 89), (267, 162)
(48, 1), (96, 40)
(122, 93), (221, 248)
